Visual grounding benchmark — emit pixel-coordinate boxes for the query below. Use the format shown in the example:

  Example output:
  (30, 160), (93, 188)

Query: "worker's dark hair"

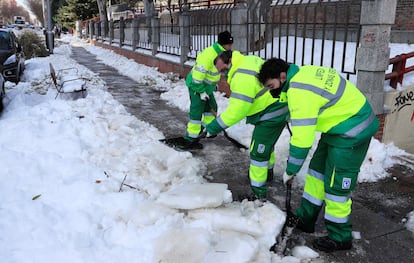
(257, 58), (290, 84)
(214, 50), (233, 65)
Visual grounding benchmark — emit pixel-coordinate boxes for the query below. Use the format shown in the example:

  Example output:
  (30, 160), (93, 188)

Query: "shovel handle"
(206, 98), (248, 150)
(286, 182), (292, 212)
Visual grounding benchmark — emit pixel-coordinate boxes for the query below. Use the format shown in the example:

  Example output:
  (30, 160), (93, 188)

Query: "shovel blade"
(270, 225), (295, 255)
(269, 212), (299, 255)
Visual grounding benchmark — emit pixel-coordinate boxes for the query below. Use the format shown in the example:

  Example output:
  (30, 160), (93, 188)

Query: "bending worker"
(180, 31), (233, 149)
(257, 58), (379, 252)
(206, 50), (289, 199)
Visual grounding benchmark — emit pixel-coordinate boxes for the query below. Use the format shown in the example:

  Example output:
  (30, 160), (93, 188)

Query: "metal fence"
(188, 4), (233, 58)
(183, 0), (361, 77)
(135, 16), (151, 50)
(85, 0), (362, 78)
(159, 12), (181, 55)
(155, 4), (233, 58)
(249, 0), (362, 79)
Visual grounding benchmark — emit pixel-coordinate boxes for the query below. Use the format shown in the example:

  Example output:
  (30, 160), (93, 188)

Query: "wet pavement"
(71, 46), (414, 262)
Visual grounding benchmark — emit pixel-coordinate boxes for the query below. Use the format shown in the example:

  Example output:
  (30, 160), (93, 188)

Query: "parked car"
(0, 72), (5, 112)
(0, 28), (25, 83)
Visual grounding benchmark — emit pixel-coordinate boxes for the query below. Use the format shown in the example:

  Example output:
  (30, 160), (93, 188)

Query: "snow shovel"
(159, 136), (203, 150)
(269, 181), (299, 255)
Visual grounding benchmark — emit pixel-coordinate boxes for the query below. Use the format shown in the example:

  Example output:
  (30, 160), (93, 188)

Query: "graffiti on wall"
(393, 89), (414, 114)
(383, 85), (414, 153)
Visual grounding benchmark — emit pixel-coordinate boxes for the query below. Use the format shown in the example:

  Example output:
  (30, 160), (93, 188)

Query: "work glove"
(205, 122), (217, 136)
(198, 128), (216, 139)
(206, 132), (216, 139)
(200, 92), (209, 101)
(283, 172), (295, 185)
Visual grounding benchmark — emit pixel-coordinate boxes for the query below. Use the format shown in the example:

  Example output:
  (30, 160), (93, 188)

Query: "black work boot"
(312, 236), (352, 252)
(198, 127), (207, 139)
(237, 192), (259, 202)
(175, 137), (203, 150)
(182, 140), (203, 150)
(237, 185), (267, 202)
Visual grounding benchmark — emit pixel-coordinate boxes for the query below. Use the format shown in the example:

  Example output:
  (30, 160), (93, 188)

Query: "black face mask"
(268, 78), (284, 98)
(270, 88), (282, 98)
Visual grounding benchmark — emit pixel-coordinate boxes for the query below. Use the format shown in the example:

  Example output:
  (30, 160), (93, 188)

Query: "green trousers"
(294, 135), (372, 242)
(249, 120), (286, 187)
(185, 89), (217, 142)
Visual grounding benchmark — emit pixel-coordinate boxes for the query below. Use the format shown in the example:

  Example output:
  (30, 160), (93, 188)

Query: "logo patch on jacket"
(257, 144), (266, 154)
(342, 178), (352, 189)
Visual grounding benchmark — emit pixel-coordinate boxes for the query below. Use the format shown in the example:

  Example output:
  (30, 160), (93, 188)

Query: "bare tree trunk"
(97, 0), (108, 35)
(167, 0), (174, 33)
(143, 0), (155, 43)
(143, 0), (155, 16)
(248, 0), (272, 51)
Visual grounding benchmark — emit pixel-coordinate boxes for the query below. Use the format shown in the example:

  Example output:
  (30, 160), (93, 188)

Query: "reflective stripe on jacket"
(186, 42), (225, 94)
(216, 52), (288, 129)
(286, 65), (379, 175)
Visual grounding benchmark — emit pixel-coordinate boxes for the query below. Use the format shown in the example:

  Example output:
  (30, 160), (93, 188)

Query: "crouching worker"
(258, 58), (379, 252)
(205, 51), (289, 200)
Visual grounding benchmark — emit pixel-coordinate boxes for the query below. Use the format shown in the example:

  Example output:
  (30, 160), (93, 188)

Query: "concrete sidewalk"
(71, 45), (414, 263)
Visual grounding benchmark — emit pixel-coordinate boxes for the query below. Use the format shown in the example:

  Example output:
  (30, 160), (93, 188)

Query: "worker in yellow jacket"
(258, 58), (379, 253)
(206, 51), (289, 199)
(179, 31), (233, 149)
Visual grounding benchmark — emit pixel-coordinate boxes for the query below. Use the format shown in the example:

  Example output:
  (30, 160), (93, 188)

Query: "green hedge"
(18, 31), (49, 59)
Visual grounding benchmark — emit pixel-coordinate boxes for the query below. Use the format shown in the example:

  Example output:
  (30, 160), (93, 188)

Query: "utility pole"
(43, 0), (54, 54)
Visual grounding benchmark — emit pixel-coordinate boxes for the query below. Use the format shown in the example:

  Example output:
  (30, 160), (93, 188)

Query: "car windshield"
(0, 31), (11, 49)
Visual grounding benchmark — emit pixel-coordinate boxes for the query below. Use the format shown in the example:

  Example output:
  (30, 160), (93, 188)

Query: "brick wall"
(270, 0), (413, 31)
(374, 114), (386, 142)
(394, 0), (414, 30)
(93, 41), (192, 78)
(270, 2), (360, 27)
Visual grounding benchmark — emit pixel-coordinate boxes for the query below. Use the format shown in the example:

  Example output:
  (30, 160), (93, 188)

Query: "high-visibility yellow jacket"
(207, 52), (288, 134)
(186, 42), (225, 95)
(283, 65), (379, 175)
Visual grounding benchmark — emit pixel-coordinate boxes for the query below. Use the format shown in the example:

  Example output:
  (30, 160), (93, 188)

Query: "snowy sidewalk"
(69, 44), (414, 262)
(70, 45), (255, 202)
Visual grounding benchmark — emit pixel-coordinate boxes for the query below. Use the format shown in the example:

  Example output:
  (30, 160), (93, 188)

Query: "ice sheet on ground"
(291, 246), (319, 259)
(153, 201), (286, 263)
(188, 201), (286, 245)
(153, 228), (211, 263)
(156, 183), (233, 209)
(203, 230), (258, 263)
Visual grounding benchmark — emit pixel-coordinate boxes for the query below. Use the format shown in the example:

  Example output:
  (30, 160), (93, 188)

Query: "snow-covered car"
(0, 28), (25, 83)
